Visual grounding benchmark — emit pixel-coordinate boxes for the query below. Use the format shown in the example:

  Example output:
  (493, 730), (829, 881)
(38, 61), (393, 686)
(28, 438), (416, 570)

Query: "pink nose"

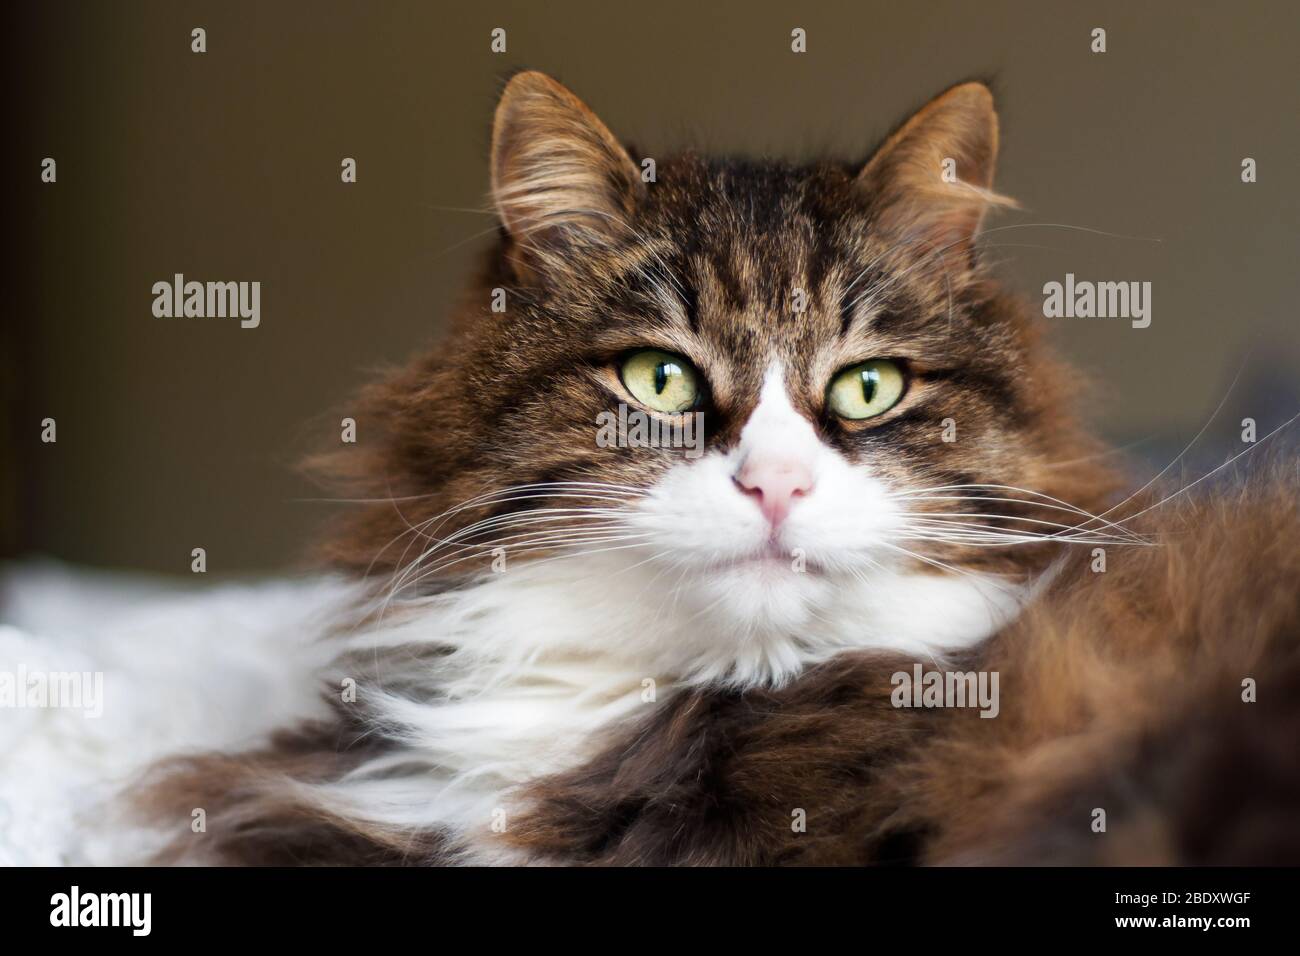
(734, 456), (815, 527)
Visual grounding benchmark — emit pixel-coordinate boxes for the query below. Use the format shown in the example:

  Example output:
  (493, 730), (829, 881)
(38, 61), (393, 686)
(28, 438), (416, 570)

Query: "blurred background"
(4, 0), (1297, 575)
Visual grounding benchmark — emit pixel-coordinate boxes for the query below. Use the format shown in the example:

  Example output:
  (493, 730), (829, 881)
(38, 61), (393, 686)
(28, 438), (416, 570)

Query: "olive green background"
(6, 0), (1298, 574)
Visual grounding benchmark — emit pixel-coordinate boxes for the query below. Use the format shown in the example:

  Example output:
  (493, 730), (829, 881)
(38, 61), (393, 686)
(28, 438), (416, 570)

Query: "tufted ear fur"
(857, 82), (1014, 263)
(490, 71), (643, 267)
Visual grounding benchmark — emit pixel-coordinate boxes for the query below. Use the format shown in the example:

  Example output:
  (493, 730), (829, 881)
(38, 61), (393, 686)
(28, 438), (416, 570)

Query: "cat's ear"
(490, 71), (643, 265)
(856, 82), (1013, 261)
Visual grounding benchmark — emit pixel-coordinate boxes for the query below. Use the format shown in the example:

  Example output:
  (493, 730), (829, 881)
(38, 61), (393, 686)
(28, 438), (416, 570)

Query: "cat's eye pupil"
(859, 369), (879, 404)
(654, 362), (674, 395)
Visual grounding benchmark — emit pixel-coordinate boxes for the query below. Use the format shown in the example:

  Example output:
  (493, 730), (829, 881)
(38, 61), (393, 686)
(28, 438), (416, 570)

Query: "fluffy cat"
(28, 72), (1300, 865)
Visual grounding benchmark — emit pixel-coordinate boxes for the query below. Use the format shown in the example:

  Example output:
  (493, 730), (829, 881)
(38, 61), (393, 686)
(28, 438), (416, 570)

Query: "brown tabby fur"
(504, 477), (1300, 865)
(136, 72), (1299, 865)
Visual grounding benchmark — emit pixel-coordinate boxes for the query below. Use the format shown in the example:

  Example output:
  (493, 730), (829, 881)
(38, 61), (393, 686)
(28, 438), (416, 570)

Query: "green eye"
(827, 359), (906, 420)
(620, 349), (701, 413)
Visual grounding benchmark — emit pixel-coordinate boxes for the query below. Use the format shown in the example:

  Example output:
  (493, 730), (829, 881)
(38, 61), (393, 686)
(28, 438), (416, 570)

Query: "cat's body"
(507, 479), (1300, 865)
(9, 72), (1296, 865)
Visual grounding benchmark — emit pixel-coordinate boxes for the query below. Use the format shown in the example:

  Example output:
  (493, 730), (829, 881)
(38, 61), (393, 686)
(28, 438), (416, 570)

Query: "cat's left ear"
(490, 71), (644, 267)
(857, 82), (1014, 261)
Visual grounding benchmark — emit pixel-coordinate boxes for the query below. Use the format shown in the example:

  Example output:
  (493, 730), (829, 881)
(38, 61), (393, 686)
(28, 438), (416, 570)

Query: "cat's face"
(329, 73), (1117, 684)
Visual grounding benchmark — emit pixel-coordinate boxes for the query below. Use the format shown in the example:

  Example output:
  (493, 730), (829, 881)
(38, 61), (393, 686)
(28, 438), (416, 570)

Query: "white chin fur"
(312, 544), (1024, 861)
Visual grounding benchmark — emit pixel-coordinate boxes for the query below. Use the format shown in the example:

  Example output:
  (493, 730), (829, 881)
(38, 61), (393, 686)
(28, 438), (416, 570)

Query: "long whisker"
(357, 480), (644, 583)
(361, 479), (647, 603)
(383, 531), (655, 605)
(876, 540), (1020, 597)
(412, 539), (659, 595)
(1074, 356), (1248, 532)
(378, 488), (644, 590)
(386, 509), (637, 596)
(894, 485), (1145, 543)
(1108, 410), (1300, 526)
(394, 485), (644, 557)
(895, 514), (1151, 547)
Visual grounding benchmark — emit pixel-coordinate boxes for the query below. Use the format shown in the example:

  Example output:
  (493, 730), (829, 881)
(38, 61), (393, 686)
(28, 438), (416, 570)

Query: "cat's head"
(324, 72), (1118, 685)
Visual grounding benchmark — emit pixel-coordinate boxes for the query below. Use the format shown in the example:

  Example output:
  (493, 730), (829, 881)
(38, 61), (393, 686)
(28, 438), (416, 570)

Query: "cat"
(52, 71), (1300, 865)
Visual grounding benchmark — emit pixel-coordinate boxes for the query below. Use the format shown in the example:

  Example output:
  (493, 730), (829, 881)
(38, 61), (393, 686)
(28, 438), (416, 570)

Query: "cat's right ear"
(490, 71), (643, 271)
(856, 82), (1014, 263)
